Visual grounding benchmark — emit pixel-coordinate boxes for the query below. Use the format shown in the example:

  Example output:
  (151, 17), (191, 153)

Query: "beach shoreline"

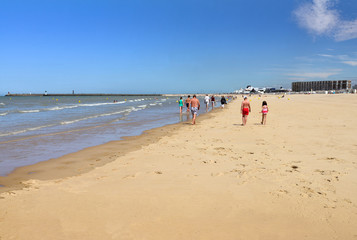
(1, 94), (356, 239)
(0, 104), (220, 193)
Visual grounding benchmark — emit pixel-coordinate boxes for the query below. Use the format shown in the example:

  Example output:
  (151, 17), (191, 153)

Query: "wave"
(60, 109), (132, 125)
(0, 103), (5, 106)
(19, 110), (40, 113)
(0, 112), (8, 116)
(46, 105), (79, 111)
(60, 105), (149, 125)
(78, 102), (126, 107)
(6, 101), (128, 116)
(47, 101), (126, 111)
(0, 108), (136, 137)
(0, 124), (55, 137)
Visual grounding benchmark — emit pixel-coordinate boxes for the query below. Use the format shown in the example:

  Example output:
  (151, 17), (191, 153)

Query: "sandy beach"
(1, 94), (356, 240)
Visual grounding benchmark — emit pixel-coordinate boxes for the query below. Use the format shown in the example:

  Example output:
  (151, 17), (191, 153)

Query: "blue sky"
(1, 0), (356, 94)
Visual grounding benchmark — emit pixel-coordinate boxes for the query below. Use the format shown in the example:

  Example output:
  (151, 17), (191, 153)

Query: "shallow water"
(0, 95), (219, 176)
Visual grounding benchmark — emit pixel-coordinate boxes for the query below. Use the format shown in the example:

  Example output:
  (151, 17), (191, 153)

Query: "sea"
(0, 95), (220, 176)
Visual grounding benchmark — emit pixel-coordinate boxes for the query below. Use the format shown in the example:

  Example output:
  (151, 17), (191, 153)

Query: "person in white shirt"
(204, 94), (210, 112)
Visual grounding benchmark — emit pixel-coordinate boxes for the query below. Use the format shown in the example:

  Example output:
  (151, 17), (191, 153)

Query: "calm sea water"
(0, 95), (219, 176)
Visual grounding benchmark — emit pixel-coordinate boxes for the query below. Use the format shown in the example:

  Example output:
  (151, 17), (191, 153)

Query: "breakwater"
(5, 93), (163, 97)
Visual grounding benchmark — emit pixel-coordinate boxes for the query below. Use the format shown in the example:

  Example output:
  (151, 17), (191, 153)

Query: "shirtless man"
(185, 95), (191, 112)
(241, 96), (251, 126)
(190, 95), (200, 125)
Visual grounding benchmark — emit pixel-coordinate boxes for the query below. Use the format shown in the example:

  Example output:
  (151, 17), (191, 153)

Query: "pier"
(4, 93), (163, 97)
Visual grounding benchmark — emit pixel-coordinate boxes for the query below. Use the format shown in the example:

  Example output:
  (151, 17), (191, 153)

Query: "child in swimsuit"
(261, 101), (269, 125)
(179, 97), (184, 114)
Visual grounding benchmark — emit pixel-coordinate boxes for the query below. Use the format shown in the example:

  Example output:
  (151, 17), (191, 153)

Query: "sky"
(1, 0), (357, 94)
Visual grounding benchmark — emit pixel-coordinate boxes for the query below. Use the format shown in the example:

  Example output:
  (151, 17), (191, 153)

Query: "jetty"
(4, 93), (163, 97)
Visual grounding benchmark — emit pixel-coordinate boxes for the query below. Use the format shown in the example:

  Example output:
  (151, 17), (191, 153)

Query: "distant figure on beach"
(211, 95), (215, 109)
(185, 95), (191, 112)
(220, 96), (227, 108)
(179, 97), (184, 114)
(190, 95), (200, 125)
(261, 101), (269, 125)
(204, 94), (210, 112)
(241, 96), (251, 126)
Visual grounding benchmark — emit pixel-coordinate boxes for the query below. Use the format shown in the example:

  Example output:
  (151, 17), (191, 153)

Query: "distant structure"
(292, 80), (351, 92)
(234, 85), (287, 94)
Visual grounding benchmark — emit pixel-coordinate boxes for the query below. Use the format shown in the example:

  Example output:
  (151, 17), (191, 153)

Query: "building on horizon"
(292, 80), (352, 92)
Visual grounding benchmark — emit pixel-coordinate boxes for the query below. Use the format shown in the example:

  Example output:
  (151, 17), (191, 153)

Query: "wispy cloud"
(294, 0), (357, 41)
(317, 54), (333, 57)
(334, 20), (357, 41)
(342, 61), (357, 66)
(317, 53), (357, 66)
(288, 77), (308, 81)
(286, 69), (342, 79)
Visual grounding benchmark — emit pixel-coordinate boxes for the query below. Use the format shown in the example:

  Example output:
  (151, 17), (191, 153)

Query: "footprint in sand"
(122, 172), (141, 179)
(278, 189), (289, 194)
(230, 169), (247, 178)
(301, 186), (315, 197)
(315, 169), (340, 177)
(211, 172), (224, 177)
(324, 157), (346, 163)
(96, 176), (108, 180)
(203, 160), (217, 164)
(214, 147), (225, 151)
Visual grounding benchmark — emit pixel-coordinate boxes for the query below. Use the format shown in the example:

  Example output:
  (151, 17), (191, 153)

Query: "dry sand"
(1, 94), (356, 240)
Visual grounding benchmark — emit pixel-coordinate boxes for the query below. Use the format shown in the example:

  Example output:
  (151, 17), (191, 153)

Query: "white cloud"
(288, 77), (307, 81)
(317, 54), (333, 57)
(286, 70), (341, 79)
(342, 61), (357, 66)
(334, 19), (357, 41)
(294, 0), (357, 41)
(294, 0), (338, 35)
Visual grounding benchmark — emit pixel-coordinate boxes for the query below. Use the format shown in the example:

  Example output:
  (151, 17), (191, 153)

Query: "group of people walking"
(178, 95), (269, 125)
(178, 94), (230, 125)
(178, 95), (201, 124)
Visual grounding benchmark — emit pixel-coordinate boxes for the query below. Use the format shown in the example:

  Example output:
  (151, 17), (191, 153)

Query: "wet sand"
(1, 94), (356, 239)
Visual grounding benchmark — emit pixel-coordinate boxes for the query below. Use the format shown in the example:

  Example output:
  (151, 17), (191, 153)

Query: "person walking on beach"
(211, 95), (215, 109)
(241, 96), (251, 126)
(179, 97), (184, 114)
(185, 95), (191, 112)
(220, 96), (227, 108)
(190, 95), (200, 125)
(204, 94), (210, 112)
(260, 101), (269, 125)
